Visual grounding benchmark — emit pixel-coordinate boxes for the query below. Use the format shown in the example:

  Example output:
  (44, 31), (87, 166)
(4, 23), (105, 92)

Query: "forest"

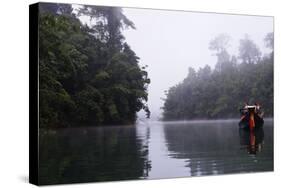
(38, 3), (274, 126)
(39, 3), (150, 128)
(162, 33), (273, 120)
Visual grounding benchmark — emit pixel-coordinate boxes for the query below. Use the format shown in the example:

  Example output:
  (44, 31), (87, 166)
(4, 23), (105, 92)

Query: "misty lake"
(39, 119), (273, 185)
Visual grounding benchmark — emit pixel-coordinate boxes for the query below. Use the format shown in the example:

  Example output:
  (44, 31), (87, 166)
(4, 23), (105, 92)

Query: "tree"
(162, 33), (273, 120)
(78, 6), (135, 53)
(209, 34), (231, 53)
(209, 34), (231, 72)
(39, 3), (150, 128)
(39, 3), (73, 15)
(264, 32), (274, 50)
(238, 34), (261, 64)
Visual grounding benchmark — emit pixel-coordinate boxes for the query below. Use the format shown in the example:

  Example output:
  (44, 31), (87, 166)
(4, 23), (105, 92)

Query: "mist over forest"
(122, 8), (273, 121)
(162, 33), (273, 120)
(34, 3), (274, 185)
(38, 3), (273, 128)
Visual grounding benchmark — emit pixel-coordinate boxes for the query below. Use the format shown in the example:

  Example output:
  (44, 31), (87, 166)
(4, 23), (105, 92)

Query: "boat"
(239, 105), (264, 130)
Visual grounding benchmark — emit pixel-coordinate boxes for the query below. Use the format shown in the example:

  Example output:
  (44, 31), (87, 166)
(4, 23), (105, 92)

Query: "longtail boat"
(239, 105), (264, 130)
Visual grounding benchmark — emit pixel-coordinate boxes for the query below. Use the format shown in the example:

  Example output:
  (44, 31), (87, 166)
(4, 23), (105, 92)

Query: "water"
(39, 119), (273, 185)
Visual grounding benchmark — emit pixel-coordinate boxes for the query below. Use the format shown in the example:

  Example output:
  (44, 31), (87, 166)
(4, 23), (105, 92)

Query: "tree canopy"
(39, 3), (150, 128)
(162, 33), (273, 120)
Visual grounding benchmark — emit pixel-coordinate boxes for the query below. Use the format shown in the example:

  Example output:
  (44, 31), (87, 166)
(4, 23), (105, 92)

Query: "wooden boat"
(239, 105), (264, 130)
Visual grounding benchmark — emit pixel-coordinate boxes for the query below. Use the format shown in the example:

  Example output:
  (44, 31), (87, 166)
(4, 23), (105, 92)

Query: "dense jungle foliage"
(39, 3), (150, 128)
(162, 33), (273, 120)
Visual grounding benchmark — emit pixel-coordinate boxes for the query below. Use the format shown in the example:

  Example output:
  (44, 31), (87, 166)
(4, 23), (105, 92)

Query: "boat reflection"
(239, 128), (264, 155)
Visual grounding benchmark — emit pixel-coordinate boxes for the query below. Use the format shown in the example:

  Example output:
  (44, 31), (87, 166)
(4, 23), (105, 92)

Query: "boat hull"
(239, 113), (264, 130)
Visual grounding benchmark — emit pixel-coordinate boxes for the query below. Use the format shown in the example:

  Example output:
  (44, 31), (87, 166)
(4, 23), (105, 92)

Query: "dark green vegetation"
(163, 33), (273, 120)
(39, 127), (150, 184)
(39, 3), (150, 128)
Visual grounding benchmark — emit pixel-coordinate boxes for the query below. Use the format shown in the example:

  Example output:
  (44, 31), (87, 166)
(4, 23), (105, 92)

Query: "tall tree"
(39, 3), (73, 15)
(238, 34), (261, 64)
(264, 32), (274, 50)
(209, 34), (231, 72)
(163, 33), (273, 120)
(39, 3), (150, 128)
(78, 6), (135, 53)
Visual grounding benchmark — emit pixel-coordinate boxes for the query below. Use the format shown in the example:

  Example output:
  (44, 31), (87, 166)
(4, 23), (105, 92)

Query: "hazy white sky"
(122, 8), (273, 119)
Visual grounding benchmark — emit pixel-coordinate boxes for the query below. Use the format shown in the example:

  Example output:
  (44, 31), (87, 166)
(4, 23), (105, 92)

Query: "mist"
(122, 8), (273, 120)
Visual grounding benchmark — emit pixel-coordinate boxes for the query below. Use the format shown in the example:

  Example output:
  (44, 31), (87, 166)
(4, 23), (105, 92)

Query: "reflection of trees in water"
(137, 125), (151, 177)
(163, 122), (272, 176)
(39, 126), (150, 185)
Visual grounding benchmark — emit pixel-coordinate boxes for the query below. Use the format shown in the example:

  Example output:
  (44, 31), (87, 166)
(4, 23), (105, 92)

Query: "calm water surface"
(39, 119), (273, 185)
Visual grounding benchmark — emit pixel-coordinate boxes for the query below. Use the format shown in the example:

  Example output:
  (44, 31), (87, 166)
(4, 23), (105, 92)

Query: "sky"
(121, 8), (273, 120)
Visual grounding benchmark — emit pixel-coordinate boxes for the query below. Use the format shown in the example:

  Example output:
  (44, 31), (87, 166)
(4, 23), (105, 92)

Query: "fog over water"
(122, 8), (273, 119)
(37, 5), (274, 184)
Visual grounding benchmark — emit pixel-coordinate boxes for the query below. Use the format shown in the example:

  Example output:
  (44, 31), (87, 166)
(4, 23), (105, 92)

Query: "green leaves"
(163, 34), (273, 120)
(39, 5), (150, 128)
(75, 86), (104, 124)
